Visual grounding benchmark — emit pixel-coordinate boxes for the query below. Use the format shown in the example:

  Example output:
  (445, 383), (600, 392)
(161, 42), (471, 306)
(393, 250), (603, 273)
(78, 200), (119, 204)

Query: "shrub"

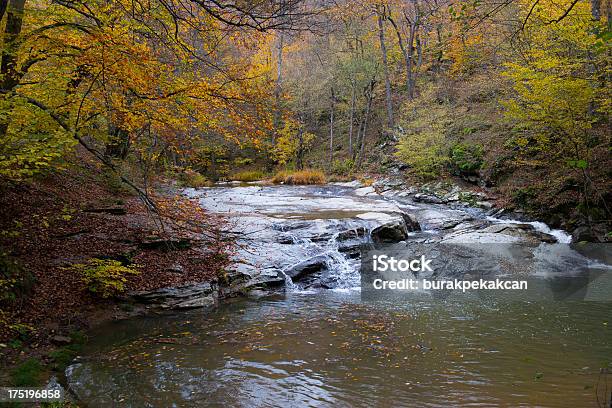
(450, 143), (484, 175)
(394, 90), (453, 179)
(177, 168), (211, 188)
(395, 128), (449, 179)
(70, 259), (140, 298)
(272, 169), (326, 185)
(230, 170), (265, 182)
(332, 159), (354, 175)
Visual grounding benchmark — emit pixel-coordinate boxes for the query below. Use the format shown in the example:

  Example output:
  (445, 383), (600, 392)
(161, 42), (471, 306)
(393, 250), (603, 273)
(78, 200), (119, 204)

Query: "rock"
(572, 226), (597, 242)
(441, 219), (463, 230)
(371, 220), (408, 243)
(332, 180), (362, 188)
(51, 335), (72, 345)
(373, 178), (405, 192)
(45, 376), (67, 400)
(444, 193), (461, 202)
(399, 212), (421, 232)
(167, 263), (184, 274)
(129, 282), (217, 310)
(413, 193), (444, 204)
(487, 208), (505, 217)
(354, 186), (377, 196)
(481, 223), (557, 243)
(336, 227), (367, 241)
(476, 201), (494, 210)
(285, 255), (328, 280)
(139, 238), (191, 251)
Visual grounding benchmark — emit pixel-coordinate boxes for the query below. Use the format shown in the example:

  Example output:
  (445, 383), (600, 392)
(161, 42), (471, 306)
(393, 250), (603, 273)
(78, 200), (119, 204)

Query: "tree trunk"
(104, 125), (130, 159)
(353, 113), (364, 162)
(357, 80), (375, 168)
(0, 0), (26, 138)
(348, 78), (356, 158)
(0, 0), (8, 23)
(273, 32), (284, 146)
(377, 11), (394, 128)
(328, 87), (335, 168)
(406, 23), (417, 99)
(296, 126), (304, 170)
(388, 16), (409, 98)
(591, 0), (601, 20)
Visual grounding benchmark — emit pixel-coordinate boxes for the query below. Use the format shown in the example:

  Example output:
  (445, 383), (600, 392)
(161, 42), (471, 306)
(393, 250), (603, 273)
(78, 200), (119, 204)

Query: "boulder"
(371, 220), (408, 243)
(285, 255), (329, 280)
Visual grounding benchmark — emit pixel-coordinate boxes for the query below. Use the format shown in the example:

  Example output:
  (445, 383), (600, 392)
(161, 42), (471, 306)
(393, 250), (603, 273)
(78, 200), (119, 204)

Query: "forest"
(0, 0), (611, 405)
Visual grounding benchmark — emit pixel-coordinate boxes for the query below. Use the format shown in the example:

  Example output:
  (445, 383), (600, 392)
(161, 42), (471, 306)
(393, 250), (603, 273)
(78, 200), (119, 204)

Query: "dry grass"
(230, 170), (266, 182)
(272, 169), (326, 185)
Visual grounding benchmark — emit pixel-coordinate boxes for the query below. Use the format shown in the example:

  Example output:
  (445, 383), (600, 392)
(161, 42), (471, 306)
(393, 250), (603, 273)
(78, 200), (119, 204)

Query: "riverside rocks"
(127, 180), (571, 311)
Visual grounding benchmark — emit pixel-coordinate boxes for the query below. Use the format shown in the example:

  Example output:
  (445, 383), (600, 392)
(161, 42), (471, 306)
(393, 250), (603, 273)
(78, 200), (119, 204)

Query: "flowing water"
(67, 184), (612, 407)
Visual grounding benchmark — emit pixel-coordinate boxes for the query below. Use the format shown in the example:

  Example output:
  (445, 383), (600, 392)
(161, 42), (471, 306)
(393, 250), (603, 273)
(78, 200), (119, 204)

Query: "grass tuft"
(272, 169), (326, 185)
(230, 170), (265, 182)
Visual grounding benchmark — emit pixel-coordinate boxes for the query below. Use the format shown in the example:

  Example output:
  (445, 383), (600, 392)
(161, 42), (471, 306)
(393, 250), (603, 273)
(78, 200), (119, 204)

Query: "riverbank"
(0, 164), (232, 388)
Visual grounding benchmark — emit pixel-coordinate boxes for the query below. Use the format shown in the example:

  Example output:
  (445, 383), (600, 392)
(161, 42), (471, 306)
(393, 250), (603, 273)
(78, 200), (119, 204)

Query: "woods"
(0, 0), (610, 399)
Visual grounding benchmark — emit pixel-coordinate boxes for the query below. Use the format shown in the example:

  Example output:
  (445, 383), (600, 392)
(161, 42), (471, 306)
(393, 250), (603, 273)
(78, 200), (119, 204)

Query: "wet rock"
(572, 226), (598, 242)
(285, 255), (327, 281)
(336, 227), (367, 241)
(129, 282), (217, 310)
(441, 219), (463, 230)
(413, 193), (444, 204)
(354, 186), (377, 196)
(445, 223), (557, 244)
(285, 255), (328, 280)
(242, 267), (285, 289)
(399, 212), (421, 232)
(225, 262), (285, 289)
(371, 220), (408, 243)
(487, 208), (505, 217)
(45, 376), (67, 400)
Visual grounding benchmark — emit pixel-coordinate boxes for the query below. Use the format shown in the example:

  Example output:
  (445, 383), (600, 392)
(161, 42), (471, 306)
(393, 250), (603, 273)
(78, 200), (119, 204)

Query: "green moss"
(48, 349), (77, 372)
(10, 358), (44, 386)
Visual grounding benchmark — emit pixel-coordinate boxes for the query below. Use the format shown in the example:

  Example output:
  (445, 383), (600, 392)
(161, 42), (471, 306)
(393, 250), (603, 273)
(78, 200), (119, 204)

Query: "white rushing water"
(486, 216), (573, 243)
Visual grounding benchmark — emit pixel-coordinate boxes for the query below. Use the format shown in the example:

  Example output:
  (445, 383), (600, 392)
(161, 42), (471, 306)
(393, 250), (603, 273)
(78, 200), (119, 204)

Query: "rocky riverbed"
(124, 178), (574, 311)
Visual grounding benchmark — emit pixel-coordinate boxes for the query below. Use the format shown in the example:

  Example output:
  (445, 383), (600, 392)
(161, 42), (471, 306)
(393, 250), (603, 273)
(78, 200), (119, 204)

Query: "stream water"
(67, 184), (611, 407)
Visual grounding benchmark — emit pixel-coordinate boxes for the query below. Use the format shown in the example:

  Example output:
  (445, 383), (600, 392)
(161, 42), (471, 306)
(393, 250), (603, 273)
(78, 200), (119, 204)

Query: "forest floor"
(0, 157), (231, 384)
